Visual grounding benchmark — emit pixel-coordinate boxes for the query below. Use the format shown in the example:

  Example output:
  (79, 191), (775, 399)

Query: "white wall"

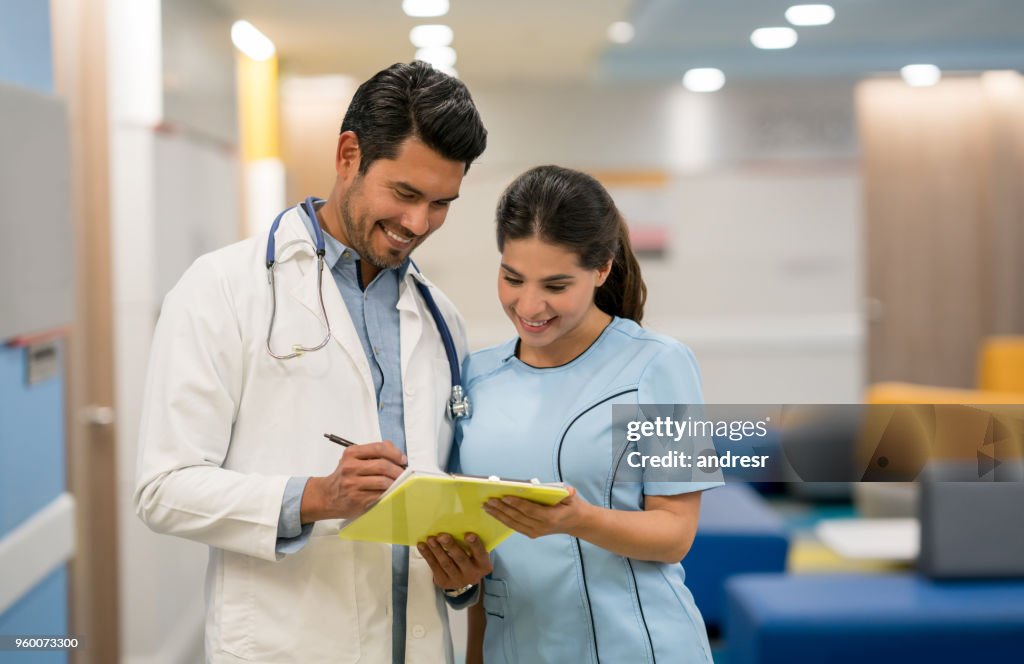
(109, 1), (238, 662)
(415, 80), (865, 403)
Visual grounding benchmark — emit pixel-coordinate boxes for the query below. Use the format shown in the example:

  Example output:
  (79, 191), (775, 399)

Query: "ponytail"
(595, 216), (646, 323)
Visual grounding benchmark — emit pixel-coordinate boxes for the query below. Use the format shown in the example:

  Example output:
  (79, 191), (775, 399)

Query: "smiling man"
(134, 62), (489, 664)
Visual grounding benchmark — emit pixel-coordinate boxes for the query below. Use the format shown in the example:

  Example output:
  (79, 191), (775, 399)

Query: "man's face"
(333, 136), (464, 270)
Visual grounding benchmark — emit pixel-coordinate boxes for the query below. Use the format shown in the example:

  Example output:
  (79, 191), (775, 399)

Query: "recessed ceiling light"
(682, 68), (726, 92)
(785, 4), (835, 27)
(231, 20), (275, 61)
(402, 0), (449, 18)
(607, 21), (635, 44)
(751, 27), (799, 50)
(901, 64), (941, 87)
(416, 46), (457, 69)
(410, 24), (453, 48)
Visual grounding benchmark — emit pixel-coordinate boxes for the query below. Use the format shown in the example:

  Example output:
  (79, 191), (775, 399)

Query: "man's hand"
(418, 532), (492, 591)
(301, 441), (407, 522)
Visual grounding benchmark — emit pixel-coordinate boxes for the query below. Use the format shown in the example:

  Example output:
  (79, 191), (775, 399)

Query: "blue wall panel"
(0, 343), (65, 539)
(0, 0), (53, 93)
(0, 0), (68, 651)
(0, 567), (68, 664)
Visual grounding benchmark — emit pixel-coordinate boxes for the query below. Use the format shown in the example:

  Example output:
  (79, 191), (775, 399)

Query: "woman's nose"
(515, 289), (548, 318)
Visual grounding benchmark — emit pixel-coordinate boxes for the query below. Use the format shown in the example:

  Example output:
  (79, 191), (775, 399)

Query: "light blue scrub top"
(454, 317), (722, 664)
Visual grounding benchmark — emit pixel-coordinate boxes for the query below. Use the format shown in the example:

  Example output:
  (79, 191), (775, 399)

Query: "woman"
(454, 165), (722, 663)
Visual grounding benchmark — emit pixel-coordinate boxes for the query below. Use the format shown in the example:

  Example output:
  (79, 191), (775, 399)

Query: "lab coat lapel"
(397, 274), (426, 374)
(398, 271), (437, 469)
(277, 210), (374, 394)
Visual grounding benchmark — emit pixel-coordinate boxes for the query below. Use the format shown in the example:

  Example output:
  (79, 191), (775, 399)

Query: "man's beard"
(338, 189), (405, 270)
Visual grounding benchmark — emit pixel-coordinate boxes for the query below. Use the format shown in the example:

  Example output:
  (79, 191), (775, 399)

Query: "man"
(135, 62), (491, 663)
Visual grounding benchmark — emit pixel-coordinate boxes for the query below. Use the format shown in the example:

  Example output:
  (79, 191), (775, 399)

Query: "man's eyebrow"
(393, 180), (459, 202)
(500, 264), (575, 282)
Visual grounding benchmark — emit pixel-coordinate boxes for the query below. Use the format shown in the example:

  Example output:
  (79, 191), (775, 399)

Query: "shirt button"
(373, 346), (380, 354)
(378, 403), (384, 411)
(412, 625), (426, 638)
(342, 250), (350, 259)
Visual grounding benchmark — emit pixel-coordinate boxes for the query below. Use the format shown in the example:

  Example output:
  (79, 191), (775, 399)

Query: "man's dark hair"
(340, 61), (487, 174)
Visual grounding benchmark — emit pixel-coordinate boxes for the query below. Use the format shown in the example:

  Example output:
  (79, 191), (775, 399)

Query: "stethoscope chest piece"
(449, 384), (471, 420)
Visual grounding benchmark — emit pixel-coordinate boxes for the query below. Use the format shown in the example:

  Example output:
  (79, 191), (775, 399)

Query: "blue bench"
(724, 573), (1024, 663)
(684, 483), (789, 628)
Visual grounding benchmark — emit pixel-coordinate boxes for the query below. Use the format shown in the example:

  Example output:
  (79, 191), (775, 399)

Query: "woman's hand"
(483, 486), (590, 539)
(417, 532), (492, 590)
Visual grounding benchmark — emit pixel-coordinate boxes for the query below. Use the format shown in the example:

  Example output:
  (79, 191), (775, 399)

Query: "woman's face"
(498, 236), (611, 357)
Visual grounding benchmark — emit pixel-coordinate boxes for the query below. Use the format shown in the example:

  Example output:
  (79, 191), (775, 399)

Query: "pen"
(323, 433), (408, 468)
(323, 433), (358, 447)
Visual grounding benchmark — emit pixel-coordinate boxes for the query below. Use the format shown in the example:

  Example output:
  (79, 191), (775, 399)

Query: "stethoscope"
(264, 197), (471, 420)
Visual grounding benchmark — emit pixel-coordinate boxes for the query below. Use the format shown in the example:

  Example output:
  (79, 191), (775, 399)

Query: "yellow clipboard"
(337, 468), (570, 551)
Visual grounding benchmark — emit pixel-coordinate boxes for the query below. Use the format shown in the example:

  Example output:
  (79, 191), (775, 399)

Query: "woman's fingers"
(485, 499), (540, 535)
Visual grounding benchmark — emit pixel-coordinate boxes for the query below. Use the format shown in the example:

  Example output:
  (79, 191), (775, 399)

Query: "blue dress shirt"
(277, 204), (410, 662)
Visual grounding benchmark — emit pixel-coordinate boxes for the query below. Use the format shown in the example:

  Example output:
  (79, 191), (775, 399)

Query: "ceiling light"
(607, 21), (635, 44)
(751, 27), (798, 50)
(415, 46), (457, 69)
(402, 0), (449, 18)
(410, 24), (453, 48)
(682, 68), (725, 93)
(231, 20), (275, 61)
(901, 64), (941, 87)
(785, 4), (835, 27)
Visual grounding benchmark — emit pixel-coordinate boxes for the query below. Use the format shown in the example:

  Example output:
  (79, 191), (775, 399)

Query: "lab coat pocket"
(217, 551), (253, 660)
(218, 540), (362, 662)
(482, 578), (517, 664)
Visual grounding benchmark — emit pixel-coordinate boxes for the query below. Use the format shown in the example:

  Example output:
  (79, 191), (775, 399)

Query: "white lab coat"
(134, 207), (467, 663)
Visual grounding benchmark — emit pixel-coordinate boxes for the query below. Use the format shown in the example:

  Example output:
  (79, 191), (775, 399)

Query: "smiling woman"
(453, 165), (723, 664)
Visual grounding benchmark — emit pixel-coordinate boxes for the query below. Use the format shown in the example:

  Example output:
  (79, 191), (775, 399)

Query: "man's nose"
(400, 203), (430, 236)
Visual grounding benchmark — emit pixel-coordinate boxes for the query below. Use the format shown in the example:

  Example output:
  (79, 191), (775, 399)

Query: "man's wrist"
(443, 583), (477, 598)
(299, 476), (327, 524)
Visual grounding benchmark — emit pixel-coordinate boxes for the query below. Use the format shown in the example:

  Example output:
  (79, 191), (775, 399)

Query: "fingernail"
(440, 535), (452, 544)
(417, 544), (426, 552)
(401, 455), (408, 465)
(501, 498), (514, 505)
(467, 534), (477, 543)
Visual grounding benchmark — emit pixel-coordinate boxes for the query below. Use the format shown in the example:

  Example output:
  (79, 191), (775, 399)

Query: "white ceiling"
(213, 0), (633, 84)
(213, 0), (1024, 84)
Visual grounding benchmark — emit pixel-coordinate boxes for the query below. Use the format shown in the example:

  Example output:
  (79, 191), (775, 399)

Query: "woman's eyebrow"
(500, 264), (575, 282)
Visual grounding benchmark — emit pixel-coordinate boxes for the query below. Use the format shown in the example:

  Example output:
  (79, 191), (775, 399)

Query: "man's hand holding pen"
(312, 432), (491, 594)
(300, 439), (408, 522)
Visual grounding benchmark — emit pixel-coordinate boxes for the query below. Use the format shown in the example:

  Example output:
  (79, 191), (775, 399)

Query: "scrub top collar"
(297, 200), (412, 281)
(503, 316), (618, 369)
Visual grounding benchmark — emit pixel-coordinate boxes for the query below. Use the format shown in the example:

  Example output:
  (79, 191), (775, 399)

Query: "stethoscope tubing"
(263, 198), (470, 418)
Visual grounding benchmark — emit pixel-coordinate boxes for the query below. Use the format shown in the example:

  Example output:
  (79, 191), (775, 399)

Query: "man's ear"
(336, 131), (361, 178)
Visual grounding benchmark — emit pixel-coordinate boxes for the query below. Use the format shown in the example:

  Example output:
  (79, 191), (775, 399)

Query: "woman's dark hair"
(495, 165), (647, 323)
(340, 61), (487, 174)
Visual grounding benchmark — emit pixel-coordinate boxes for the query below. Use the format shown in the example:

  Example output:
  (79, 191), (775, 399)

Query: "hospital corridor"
(1, 1), (1023, 662)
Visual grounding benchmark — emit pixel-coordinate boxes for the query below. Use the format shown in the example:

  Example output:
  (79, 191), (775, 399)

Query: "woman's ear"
(595, 259), (614, 287)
